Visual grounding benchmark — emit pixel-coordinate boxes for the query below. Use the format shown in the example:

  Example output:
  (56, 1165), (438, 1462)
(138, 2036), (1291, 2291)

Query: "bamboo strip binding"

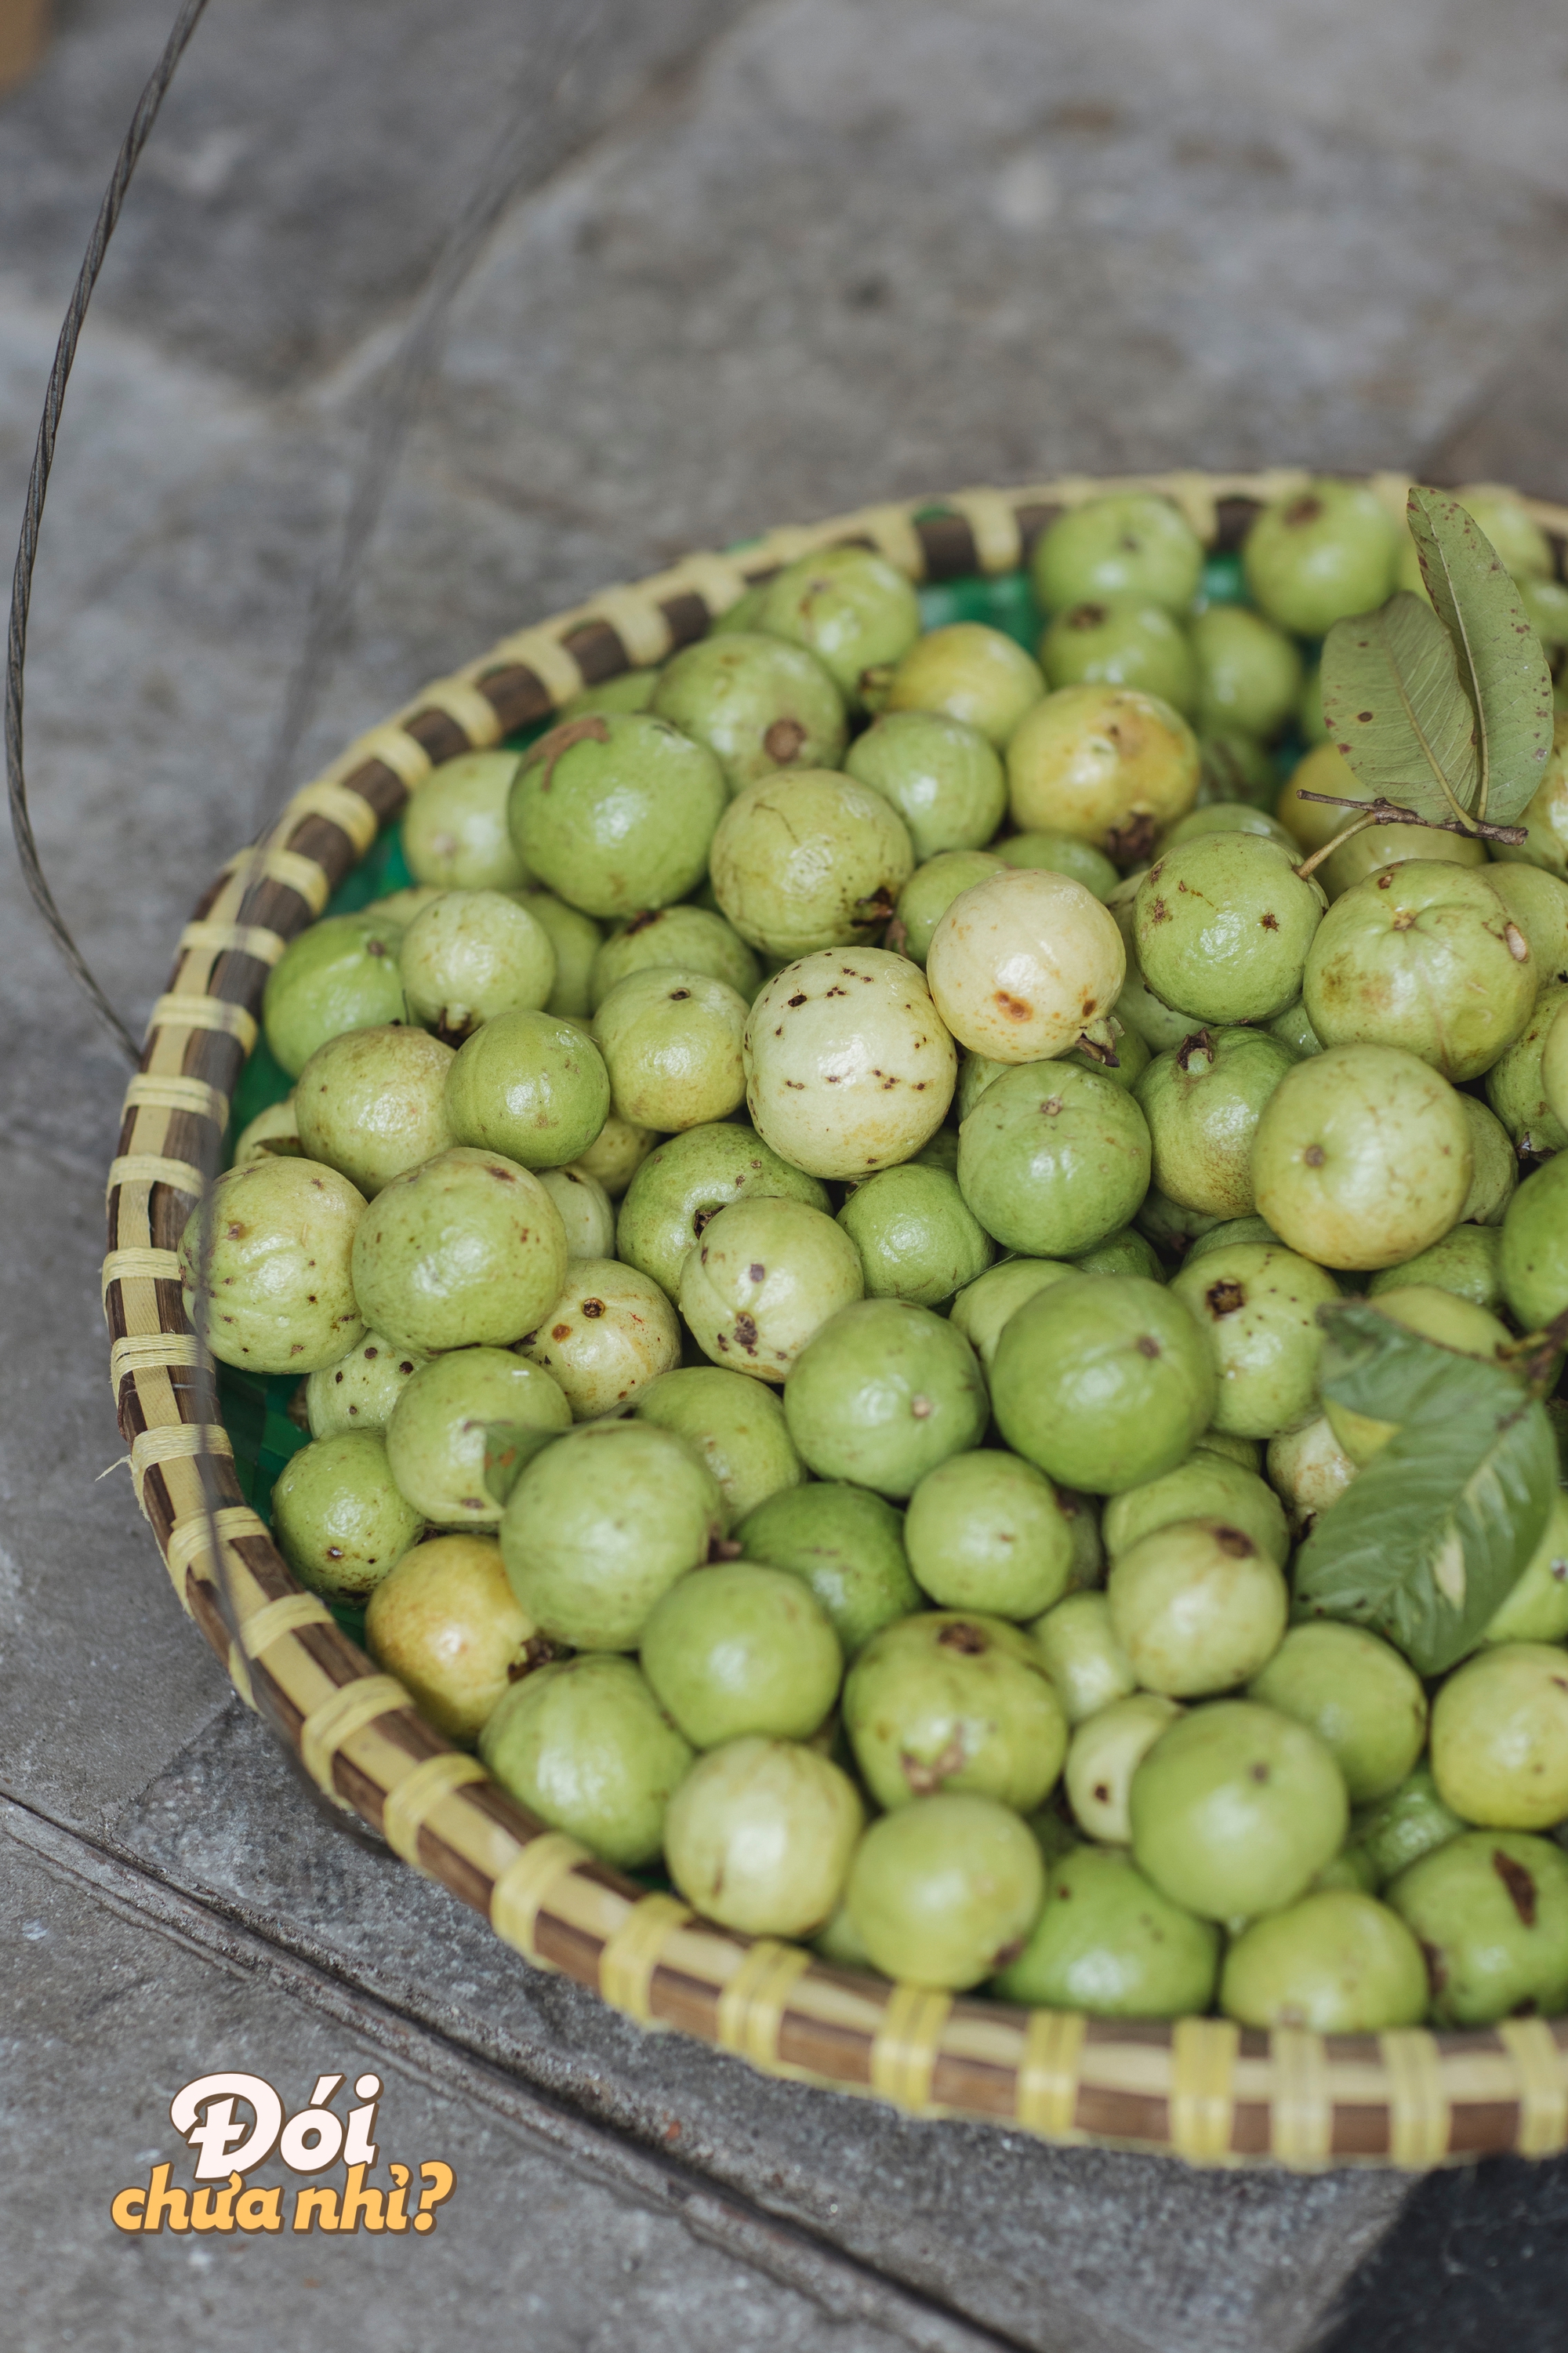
(102, 472), (1568, 2169)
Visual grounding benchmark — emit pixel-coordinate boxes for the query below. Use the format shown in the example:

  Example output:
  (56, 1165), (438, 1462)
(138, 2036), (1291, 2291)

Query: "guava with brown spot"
(650, 630), (847, 794)
(631, 1365), (805, 1529)
(481, 1654), (695, 1872)
(269, 1430), (423, 1603)
(508, 711), (728, 918)
(517, 1258), (681, 1418)
(847, 1792), (1047, 1990)
(843, 1609), (1064, 1807)
(294, 1024), (456, 1198)
(1005, 682), (1200, 858)
(756, 544), (922, 709)
(902, 1449), (1076, 1621)
(710, 768), (915, 959)
(1219, 1890), (1427, 2032)
(926, 864), (1127, 1064)
(1170, 1241), (1341, 1440)
(587, 903), (760, 1013)
(1248, 1623), (1428, 1804)
(385, 1345), (571, 1526)
(1109, 1516), (1288, 1697)
(1134, 832), (1323, 1026)
(836, 1162), (994, 1309)
(444, 1007), (612, 1170)
(743, 947), (955, 1179)
(305, 1329), (428, 1440)
(1304, 861), (1537, 1082)
(1103, 1450), (1289, 1567)
(1430, 1643), (1568, 1830)
(1242, 477), (1399, 636)
(1134, 1024), (1298, 1220)
(680, 1193), (863, 1384)
(178, 1156), (366, 1374)
(592, 967), (750, 1133)
(1030, 492), (1205, 619)
(1040, 596), (1198, 714)
(1252, 1043), (1472, 1269)
(666, 1737), (866, 1940)
(615, 1121), (829, 1300)
(350, 1146), (568, 1354)
(261, 911), (408, 1079)
(1385, 1828), (1568, 2025)
(365, 1532), (561, 1745)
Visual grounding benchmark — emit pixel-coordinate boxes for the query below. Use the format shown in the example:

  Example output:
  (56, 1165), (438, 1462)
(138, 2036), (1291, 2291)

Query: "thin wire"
(5, 0), (211, 1065)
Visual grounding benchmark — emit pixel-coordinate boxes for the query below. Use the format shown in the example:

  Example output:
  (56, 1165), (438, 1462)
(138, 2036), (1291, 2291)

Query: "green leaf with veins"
(1406, 486), (1554, 826)
(1293, 1300), (1553, 1674)
(1315, 1298), (1527, 1425)
(1294, 1395), (1555, 1674)
(1320, 590), (1479, 827)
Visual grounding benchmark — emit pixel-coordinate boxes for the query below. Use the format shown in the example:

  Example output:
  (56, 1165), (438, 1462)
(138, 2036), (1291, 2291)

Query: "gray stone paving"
(4, 2), (1568, 2347)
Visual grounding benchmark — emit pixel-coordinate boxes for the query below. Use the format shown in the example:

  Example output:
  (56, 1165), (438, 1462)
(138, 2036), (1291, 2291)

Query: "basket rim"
(103, 467), (1568, 2174)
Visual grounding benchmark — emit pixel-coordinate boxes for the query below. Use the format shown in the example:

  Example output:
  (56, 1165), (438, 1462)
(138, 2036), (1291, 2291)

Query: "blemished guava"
(499, 1420), (724, 1650)
(399, 888), (557, 1039)
(306, 1330), (427, 1440)
(404, 750), (529, 891)
(615, 1122), (829, 1301)
(1128, 1699), (1348, 1921)
(1107, 1517), (1288, 1697)
(1247, 1623), (1428, 1805)
(270, 1431), (423, 1603)
(1252, 1044), (1473, 1269)
(956, 1062), (1151, 1258)
(1006, 684), (1200, 862)
(1219, 1890), (1427, 2032)
(734, 1481), (919, 1657)
(480, 1654), (694, 1871)
(1242, 477), (1400, 636)
(926, 866), (1127, 1065)
(1030, 492), (1204, 619)
(365, 1532), (556, 1745)
(680, 1193), (865, 1383)
(882, 620), (1046, 746)
(350, 1146), (568, 1353)
(592, 968), (749, 1133)
(993, 1843), (1218, 2017)
(664, 1737), (866, 1939)
(631, 1366), (804, 1528)
(990, 1273), (1217, 1494)
(1386, 1829), (1568, 2026)
(295, 1025), (456, 1198)
(516, 1258), (681, 1418)
(743, 947), (956, 1178)
(1304, 862), (1536, 1083)
(640, 1561), (843, 1748)
(1063, 1692), (1184, 1845)
(178, 1157), (365, 1374)
(1170, 1242), (1341, 1440)
(757, 544), (922, 707)
(384, 1345), (571, 1527)
(1134, 1026), (1298, 1220)
(844, 1609), (1067, 1812)
(1429, 1643), (1568, 1830)
(1134, 834), (1323, 1026)
(649, 630), (847, 793)
(1040, 597), (1198, 715)
(845, 1792), (1046, 1988)
(509, 712), (728, 918)
(783, 1298), (989, 1497)
(1103, 1450), (1288, 1566)
(904, 1449), (1075, 1620)
(588, 904), (760, 1014)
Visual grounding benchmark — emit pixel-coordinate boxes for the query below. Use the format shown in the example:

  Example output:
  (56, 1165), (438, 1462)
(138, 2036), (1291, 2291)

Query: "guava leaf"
(1293, 1394), (1556, 1674)
(482, 1421), (559, 1508)
(1407, 487), (1554, 826)
(1316, 1298), (1527, 1426)
(1320, 591), (1479, 826)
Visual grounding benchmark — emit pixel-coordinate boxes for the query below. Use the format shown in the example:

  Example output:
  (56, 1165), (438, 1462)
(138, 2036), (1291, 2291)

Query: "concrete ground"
(3, 2), (1568, 2347)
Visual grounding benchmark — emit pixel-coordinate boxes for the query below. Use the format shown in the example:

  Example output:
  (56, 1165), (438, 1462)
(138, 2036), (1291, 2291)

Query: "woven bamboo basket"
(103, 467), (1568, 2173)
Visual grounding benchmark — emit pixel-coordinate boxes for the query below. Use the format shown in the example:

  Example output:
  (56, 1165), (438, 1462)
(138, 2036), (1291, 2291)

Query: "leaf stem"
(1293, 812), (1384, 882)
(1294, 790), (1528, 848)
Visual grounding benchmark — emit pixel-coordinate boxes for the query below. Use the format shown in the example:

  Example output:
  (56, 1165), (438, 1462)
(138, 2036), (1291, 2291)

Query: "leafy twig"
(1294, 788), (1527, 845)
